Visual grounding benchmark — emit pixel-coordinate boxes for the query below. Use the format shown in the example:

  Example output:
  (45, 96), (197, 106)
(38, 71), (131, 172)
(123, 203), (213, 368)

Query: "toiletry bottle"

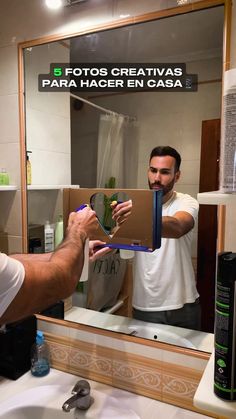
(44, 221), (54, 253)
(31, 330), (50, 377)
(26, 151), (32, 185)
(55, 215), (63, 248)
(214, 252), (236, 400)
(0, 168), (10, 185)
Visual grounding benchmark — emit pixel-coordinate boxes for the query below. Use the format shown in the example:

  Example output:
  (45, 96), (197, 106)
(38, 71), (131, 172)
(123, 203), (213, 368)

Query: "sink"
(0, 376), (141, 419)
(0, 368), (203, 419)
(108, 324), (197, 349)
(0, 406), (66, 419)
(0, 394), (140, 419)
(0, 385), (74, 419)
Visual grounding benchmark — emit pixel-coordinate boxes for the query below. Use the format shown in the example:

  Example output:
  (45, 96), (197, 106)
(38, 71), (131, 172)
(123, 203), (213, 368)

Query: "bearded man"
(132, 146), (200, 330)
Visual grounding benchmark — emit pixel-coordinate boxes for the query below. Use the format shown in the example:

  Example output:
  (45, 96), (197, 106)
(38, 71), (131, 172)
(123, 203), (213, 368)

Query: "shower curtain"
(96, 113), (138, 188)
(89, 113), (138, 311)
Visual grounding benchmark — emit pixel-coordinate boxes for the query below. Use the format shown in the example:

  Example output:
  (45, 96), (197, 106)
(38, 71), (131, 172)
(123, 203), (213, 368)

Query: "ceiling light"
(177, 0), (189, 5)
(45, 0), (63, 10)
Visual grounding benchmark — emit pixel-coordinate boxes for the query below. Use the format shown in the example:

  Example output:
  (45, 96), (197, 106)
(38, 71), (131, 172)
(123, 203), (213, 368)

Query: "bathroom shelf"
(197, 191), (236, 205)
(0, 185), (17, 191)
(27, 185), (80, 190)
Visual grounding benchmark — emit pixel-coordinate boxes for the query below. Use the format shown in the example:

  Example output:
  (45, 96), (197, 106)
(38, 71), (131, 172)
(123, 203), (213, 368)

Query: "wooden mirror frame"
(17, 0), (231, 354)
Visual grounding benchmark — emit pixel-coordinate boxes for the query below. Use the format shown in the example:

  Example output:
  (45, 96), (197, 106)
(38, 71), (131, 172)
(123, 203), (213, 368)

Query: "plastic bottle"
(26, 151), (32, 185)
(80, 238), (89, 282)
(31, 331), (50, 377)
(44, 221), (54, 253)
(214, 252), (236, 400)
(0, 168), (10, 185)
(54, 215), (63, 248)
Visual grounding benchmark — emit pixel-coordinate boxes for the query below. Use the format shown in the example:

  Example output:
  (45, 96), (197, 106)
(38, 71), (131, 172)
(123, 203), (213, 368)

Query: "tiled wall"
(0, 40), (22, 253)
(24, 42), (71, 187)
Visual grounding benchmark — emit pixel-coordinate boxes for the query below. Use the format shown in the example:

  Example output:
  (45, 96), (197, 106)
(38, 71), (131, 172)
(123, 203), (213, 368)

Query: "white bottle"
(44, 221), (54, 253)
(120, 249), (135, 259)
(80, 238), (89, 282)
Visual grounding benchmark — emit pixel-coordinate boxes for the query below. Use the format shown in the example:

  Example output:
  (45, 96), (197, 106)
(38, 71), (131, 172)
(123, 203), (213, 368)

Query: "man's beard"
(148, 178), (175, 196)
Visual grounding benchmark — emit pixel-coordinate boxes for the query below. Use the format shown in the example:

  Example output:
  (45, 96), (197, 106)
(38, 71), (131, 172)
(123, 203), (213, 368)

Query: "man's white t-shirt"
(133, 192), (199, 311)
(0, 253), (25, 318)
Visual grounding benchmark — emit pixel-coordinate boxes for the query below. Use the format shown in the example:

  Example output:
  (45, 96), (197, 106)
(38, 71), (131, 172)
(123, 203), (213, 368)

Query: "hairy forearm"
(0, 207), (99, 325)
(1, 231), (87, 325)
(162, 215), (192, 238)
(11, 253), (52, 262)
(49, 230), (86, 293)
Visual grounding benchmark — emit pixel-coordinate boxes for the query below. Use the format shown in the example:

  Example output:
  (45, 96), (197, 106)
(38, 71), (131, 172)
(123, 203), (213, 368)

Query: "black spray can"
(214, 252), (236, 400)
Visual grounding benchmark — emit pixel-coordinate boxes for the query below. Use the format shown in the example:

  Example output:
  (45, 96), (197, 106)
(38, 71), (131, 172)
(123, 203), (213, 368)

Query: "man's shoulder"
(175, 192), (198, 205)
(172, 192), (199, 219)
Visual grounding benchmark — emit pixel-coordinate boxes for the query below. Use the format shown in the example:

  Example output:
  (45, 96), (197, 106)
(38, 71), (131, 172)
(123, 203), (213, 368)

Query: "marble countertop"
(194, 353), (236, 419)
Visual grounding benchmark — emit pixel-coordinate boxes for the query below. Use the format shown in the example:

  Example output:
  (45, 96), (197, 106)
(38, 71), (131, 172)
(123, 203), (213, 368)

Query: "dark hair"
(149, 146), (181, 172)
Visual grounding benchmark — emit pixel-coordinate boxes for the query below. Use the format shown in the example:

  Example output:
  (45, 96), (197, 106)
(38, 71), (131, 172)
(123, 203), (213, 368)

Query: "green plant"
(103, 177), (116, 231)
(105, 176), (116, 188)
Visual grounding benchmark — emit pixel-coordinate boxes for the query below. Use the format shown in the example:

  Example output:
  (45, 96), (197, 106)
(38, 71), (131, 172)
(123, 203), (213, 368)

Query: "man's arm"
(0, 208), (98, 325)
(11, 253), (52, 262)
(162, 211), (194, 238)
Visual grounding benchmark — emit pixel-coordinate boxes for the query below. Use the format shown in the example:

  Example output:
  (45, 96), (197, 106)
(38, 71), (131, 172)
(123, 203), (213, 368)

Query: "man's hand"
(111, 199), (132, 227)
(67, 207), (98, 240)
(89, 240), (112, 262)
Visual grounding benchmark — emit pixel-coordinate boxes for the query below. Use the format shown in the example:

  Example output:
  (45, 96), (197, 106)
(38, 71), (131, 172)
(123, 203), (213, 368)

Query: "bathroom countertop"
(194, 353), (236, 419)
(65, 306), (214, 353)
(0, 368), (212, 419)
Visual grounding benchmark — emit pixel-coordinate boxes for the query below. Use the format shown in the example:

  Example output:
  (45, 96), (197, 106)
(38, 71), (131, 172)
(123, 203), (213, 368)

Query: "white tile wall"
(0, 46), (18, 95)
(0, 94), (19, 142)
(0, 143), (21, 186)
(30, 149), (70, 185)
(26, 109), (70, 153)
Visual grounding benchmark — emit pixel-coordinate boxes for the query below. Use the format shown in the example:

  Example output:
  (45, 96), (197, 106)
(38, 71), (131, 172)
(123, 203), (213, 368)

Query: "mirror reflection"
(24, 4), (224, 351)
(90, 191), (131, 237)
(64, 188), (162, 250)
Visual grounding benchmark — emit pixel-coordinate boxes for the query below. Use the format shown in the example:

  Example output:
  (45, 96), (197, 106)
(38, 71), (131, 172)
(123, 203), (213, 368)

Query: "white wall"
(25, 42), (71, 186)
(0, 0), (235, 253)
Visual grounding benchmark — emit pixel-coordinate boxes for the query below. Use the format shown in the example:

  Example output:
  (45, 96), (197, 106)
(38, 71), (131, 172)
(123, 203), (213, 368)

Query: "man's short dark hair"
(149, 146), (181, 172)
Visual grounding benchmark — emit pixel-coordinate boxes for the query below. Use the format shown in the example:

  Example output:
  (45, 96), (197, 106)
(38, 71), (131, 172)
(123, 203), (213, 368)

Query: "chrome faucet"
(62, 379), (92, 412)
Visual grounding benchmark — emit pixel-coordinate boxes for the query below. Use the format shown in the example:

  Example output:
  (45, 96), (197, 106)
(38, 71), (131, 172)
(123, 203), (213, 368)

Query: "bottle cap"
(36, 330), (45, 344)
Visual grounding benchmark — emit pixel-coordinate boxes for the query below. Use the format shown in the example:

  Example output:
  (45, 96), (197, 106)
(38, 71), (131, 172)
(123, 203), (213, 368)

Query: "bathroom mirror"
(18, 0), (230, 352)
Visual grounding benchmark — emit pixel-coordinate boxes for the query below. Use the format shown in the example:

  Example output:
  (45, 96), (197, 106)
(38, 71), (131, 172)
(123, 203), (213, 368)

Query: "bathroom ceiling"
(70, 6), (223, 63)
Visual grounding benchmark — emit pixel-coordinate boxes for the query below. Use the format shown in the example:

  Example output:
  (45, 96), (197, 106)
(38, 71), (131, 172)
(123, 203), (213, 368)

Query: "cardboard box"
(63, 188), (162, 251)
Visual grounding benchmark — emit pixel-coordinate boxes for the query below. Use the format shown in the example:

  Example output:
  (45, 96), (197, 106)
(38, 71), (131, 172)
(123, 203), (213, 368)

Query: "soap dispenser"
(31, 330), (50, 377)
